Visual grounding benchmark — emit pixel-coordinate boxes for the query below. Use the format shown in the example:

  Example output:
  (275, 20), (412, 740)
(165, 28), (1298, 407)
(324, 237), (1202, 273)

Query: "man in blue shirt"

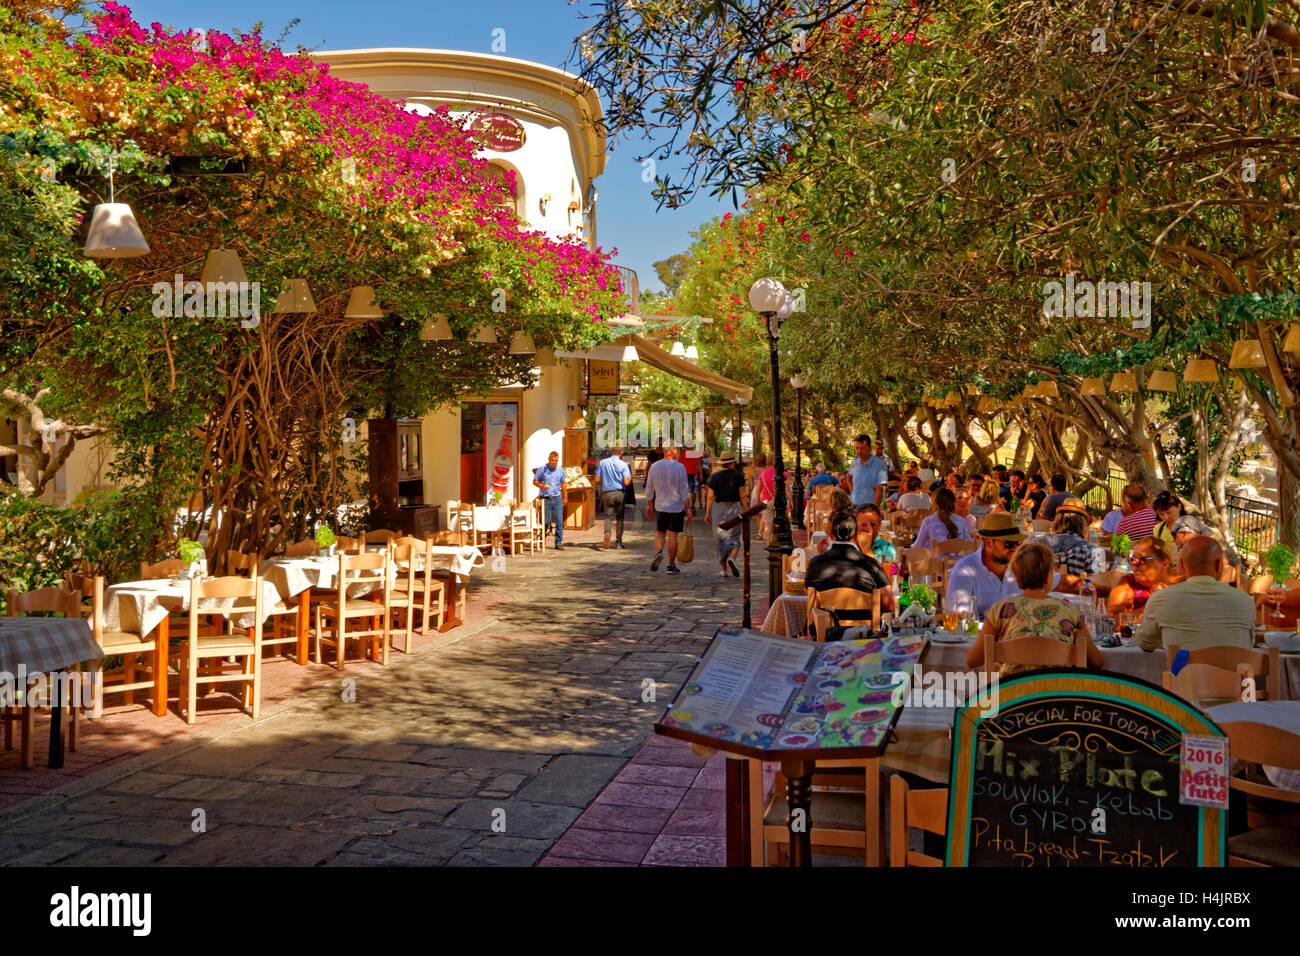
(808, 462), (839, 489)
(844, 433), (888, 507)
(596, 446), (632, 549)
(533, 451), (567, 550)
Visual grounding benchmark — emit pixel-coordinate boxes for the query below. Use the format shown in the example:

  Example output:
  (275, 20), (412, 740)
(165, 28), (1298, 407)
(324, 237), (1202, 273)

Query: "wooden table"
(0, 617), (104, 768)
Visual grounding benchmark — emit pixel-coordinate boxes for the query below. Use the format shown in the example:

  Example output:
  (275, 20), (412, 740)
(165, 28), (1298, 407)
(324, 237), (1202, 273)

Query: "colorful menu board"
(946, 670), (1227, 867)
(656, 627), (928, 758)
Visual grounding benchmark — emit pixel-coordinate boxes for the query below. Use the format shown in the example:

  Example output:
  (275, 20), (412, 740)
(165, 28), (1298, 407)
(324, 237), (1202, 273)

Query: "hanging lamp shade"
(272, 278), (316, 313)
(1147, 369), (1177, 392)
(1110, 371), (1138, 393)
(509, 330), (536, 354)
(965, 384), (980, 396)
(669, 341), (686, 357)
(944, 390), (959, 404)
(200, 248), (248, 286)
(534, 347), (556, 367)
(1037, 380), (1059, 398)
(420, 313), (452, 341)
(472, 324), (498, 344)
(1228, 338), (1267, 369)
(1282, 325), (1300, 353)
(344, 285), (382, 318)
(1080, 377), (1107, 396)
(684, 345), (699, 362)
(83, 202), (150, 258)
(977, 397), (997, 414)
(1183, 358), (1218, 383)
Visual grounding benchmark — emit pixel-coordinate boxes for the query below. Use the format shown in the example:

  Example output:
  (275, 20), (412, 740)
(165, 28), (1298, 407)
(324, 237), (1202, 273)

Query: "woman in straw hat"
(705, 453), (745, 577)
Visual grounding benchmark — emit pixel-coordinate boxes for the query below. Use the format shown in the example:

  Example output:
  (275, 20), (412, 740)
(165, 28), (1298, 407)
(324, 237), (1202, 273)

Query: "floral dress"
(984, 596), (1087, 677)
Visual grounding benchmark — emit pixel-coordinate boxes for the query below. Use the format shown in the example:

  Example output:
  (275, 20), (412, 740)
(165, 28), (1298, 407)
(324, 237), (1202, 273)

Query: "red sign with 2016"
(470, 113), (526, 153)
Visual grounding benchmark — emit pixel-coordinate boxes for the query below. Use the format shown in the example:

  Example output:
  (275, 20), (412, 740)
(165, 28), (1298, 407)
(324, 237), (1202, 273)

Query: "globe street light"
(790, 374), (806, 530)
(748, 277), (795, 609)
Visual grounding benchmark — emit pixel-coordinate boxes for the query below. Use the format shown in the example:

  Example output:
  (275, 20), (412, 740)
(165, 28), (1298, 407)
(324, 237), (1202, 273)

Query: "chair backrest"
(334, 536), (363, 554)
(982, 632), (1086, 677)
(902, 547), (932, 567)
(1092, 569), (1125, 592)
(189, 574), (263, 639)
(141, 558), (186, 579)
(909, 557), (946, 586)
(811, 485), (833, 503)
(889, 775), (948, 867)
(285, 540), (318, 558)
(1033, 518), (1051, 532)
(1219, 563), (1240, 587)
(1219, 721), (1300, 807)
(1246, 573), (1274, 596)
(428, 530), (460, 546)
(935, 539), (976, 559)
(808, 586), (881, 635)
(1162, 662), (1245, 706)
(1166, 645), (1279, 698)
(225, 549), (258, 577)
(6, 586), (80, 618)
(365, 529), (396, 544)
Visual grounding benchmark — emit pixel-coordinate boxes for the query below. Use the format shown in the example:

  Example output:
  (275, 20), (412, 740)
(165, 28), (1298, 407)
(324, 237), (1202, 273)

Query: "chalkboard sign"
(946, 670), (1226, 867)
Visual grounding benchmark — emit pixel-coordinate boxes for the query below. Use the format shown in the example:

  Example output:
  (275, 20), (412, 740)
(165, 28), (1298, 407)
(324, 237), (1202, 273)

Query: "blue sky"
(107, 0), (733, 295)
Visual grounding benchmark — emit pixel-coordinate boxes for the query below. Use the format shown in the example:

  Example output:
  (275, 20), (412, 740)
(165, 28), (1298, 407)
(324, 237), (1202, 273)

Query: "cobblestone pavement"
(0, 514), (753, 866)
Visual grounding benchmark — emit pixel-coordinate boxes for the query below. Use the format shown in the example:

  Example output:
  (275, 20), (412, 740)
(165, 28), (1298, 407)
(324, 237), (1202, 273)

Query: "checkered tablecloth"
(922, 635), (1175, 689)
(760, 594), (808, 637)
(103, 578), (282, 636)
(0, 617), (103, 674)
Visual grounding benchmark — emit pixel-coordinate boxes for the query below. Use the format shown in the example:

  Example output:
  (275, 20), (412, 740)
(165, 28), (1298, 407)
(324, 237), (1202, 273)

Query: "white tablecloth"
(0, 618), (103, 674)
(103, 578), (282, 636)
(474, 506), (508, 533)
(1208, 700), (1300, 790)
(259, 557), (388, 603)
(359, 546), (484, 579)
(921, 632), (1179, 689)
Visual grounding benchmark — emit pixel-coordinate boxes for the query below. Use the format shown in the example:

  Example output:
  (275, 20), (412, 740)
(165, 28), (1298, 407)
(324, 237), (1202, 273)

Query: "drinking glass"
(1267, 587), (1287, 628)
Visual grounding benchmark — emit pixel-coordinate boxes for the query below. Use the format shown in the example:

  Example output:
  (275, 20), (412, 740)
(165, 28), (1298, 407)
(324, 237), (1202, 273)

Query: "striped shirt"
(1115, 507), (1159, 540)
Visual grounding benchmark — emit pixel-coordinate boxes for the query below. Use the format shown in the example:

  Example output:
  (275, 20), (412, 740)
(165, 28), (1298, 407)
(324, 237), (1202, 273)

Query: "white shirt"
(897, 492), (932, 511)
(1136, 576), (1256, 652)
(946, 545), (1061, 618)
(1101, 509), (1123, 533)
(913, 512), (974, 551)
(645, 458), (690, 514)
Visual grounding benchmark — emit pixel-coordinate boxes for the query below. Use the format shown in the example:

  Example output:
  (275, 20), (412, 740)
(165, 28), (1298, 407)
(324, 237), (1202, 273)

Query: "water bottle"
(1079, 578), (1098, 634)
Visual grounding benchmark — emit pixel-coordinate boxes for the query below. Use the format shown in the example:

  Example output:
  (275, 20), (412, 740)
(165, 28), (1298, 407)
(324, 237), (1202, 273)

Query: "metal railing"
(611, 264), (639, 316)
(1079, 467), (1127, 513)
(1225, 493), (1281, 554)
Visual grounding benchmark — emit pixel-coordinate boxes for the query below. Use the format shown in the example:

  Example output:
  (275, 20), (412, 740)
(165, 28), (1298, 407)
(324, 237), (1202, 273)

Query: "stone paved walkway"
(0, 515), (753, 866)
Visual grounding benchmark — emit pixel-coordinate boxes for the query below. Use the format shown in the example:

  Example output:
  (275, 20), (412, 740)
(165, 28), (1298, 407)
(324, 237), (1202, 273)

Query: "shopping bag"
(677, 519), (695, 563)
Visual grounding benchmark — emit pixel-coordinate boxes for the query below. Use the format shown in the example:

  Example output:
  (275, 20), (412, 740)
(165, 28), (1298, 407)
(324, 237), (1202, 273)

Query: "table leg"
(438, 574), (462, 632)
(865, 757), (882, 866)
(782, 758), (814, 867)
(297, 589), (311, 665)
(153, 615), (170, 717)
(48, 672), (64, 769)
(724, 755), (752, 867)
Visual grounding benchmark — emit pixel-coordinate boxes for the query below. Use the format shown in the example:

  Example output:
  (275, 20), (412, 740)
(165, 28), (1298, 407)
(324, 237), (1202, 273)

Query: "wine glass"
(1267, 586), (1287, 628)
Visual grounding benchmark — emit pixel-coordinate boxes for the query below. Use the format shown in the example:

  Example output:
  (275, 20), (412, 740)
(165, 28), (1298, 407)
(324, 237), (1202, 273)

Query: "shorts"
(655, 510), (686, 533)
(687, 475), (699, 492)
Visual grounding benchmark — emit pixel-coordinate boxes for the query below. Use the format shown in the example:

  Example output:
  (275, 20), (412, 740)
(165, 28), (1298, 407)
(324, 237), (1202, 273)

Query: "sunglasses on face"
(1134, 555), (1166, 564)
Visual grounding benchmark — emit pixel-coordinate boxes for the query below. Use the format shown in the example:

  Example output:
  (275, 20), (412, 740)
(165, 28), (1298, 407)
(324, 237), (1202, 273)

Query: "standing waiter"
(598, 445), (632, 549)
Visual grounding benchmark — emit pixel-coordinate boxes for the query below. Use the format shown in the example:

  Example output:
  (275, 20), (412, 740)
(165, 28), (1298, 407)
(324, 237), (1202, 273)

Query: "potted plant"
(1265, 543), (1296, 584)
(177, 537), (205, 579)
(315, 525), (337, 557)
(1110, 532), (1132, 573)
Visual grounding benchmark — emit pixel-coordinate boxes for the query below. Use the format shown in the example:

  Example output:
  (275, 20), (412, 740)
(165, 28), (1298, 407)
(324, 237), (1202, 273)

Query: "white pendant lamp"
(684, 345), (699, 362)
(200, 248), (248, 285)
(273, 278), (316, 313)
(420, 313), (452, 341)
(83, 155), (150, 258)
(344, 285), (382, 318)
(670, 341), (686, 357)
(509, 330), (536, 354)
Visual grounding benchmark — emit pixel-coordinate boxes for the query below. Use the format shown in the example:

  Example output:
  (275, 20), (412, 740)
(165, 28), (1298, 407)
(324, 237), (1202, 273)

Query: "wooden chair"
(62, 564), (95, 617)
(935, 539), (976, 564)
(364, 529), (396, 547)
(806, 586), (881, 640)
(224, 549), (258, 577)
(284, 539), (318, 558)
(391, 537), (447, 648)
(447, 500), (474, 548)
(314, 551), (392, 670)
(908, 557), (947, 595)
(1219, 563), (1241, 587)
(889, 775), (948, 867)
(1166, 645), (1281, 700)
(333, 536), (363, 554)
(531, 498), (546, 552)
(901, 547), (932, 568)
(91, 575), (166, 718)
(1162, 662), (1248, 708)
(3, 587), (83, 767)
(1220, 721), (1300, 866)
(505, 500), (536, 556)
(140, 558), (185, 579)
(761, 760), (878, 865)
(427, 530), (460, 547)
(177, 575), (265, 725)
(1092, 569), (1125, 594)
(980, 631), (1086, 678)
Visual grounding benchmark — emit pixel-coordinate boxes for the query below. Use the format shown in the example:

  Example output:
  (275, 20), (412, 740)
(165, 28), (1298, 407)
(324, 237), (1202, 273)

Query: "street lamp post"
(732, 397), (748, 455)
(790, 374), (805, 530)
(748, 278), (795, 609)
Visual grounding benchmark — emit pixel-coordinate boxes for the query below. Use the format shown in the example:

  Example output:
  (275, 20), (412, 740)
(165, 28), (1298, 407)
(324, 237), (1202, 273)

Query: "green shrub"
(0, 490), (81, 612)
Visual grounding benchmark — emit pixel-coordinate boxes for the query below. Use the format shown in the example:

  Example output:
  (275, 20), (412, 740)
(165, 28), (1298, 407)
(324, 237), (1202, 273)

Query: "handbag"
(676, 517), (695, 564)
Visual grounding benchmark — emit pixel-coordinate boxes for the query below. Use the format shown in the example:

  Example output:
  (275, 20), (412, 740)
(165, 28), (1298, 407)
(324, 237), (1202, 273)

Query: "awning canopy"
(555, 334), (753, 404)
